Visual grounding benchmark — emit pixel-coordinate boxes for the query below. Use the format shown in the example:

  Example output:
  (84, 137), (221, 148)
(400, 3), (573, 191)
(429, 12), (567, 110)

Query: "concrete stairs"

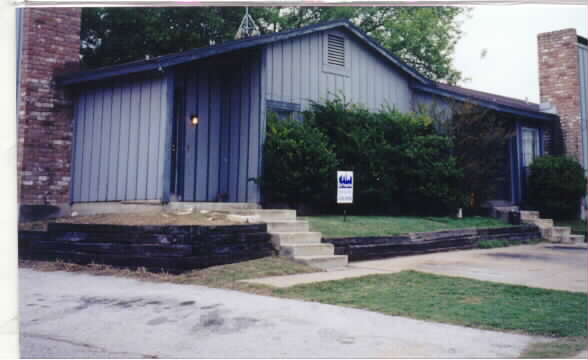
(231, 209), (348, 270)
(519, 210), (585, 244)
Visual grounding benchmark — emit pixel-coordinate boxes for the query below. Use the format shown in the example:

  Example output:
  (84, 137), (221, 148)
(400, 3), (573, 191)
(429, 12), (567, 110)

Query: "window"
(267, 100), (302, 121)
(323, 32), (350, 76)
(521, 127), (541, 167)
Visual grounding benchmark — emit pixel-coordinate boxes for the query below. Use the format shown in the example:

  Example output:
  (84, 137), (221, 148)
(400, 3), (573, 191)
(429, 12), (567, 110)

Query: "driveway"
(20, 268), (547, 358)
(247, 244), (587, 293)
(351, 243), (587, 293)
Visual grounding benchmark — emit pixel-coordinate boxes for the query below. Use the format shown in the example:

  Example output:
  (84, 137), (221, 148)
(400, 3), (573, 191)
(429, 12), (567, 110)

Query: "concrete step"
(520, 210), (540, 220)
(568, 234), (586, 244)
(552, 226), (571, 236)
(523, 218), (554, 227)
(280, 243), (334, 257)
(230, 209), (297, 221)
(267, 220), (309, 233)
(542, 226), (571, 243)
(294, 255), (349, 270)
(271, 232), (322, 246)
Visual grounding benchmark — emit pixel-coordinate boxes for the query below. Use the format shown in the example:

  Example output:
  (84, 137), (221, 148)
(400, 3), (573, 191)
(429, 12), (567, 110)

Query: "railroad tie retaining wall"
(322, 225), (541, 262)
(19, 223), (275, 273)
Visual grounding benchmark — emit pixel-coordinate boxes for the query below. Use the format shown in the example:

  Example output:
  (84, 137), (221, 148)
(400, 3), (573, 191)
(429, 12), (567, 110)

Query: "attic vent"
(327, 34), (345, 67)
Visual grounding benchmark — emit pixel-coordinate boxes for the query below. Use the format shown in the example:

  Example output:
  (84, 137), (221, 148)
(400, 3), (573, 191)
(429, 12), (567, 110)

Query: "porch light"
(190, 114), (199, 126)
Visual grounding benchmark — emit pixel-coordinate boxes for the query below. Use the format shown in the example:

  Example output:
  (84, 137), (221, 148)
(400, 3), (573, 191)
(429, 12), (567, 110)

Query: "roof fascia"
(59, 20), (431, 86)
(412, 84), (558, 122)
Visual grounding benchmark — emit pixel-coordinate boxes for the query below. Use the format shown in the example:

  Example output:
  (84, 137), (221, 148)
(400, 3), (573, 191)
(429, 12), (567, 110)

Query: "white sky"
(453, 5), (588, 103)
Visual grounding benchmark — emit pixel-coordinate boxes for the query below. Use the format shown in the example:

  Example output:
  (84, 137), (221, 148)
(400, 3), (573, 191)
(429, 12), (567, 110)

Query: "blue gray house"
(59, 19), (558, 206)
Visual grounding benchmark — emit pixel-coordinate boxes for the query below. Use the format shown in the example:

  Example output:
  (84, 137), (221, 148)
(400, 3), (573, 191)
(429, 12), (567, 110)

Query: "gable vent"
(327, 34), (345, 67)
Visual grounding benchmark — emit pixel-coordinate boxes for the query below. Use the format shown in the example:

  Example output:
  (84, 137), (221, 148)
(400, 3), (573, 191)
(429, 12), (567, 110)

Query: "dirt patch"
(19, 256), (321, 296)
(19, 210), (253, 231)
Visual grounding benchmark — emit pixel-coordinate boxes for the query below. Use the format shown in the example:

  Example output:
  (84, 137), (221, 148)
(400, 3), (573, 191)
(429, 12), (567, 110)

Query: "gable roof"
(412, 82), (558, 122)
(59, 18), (557, 122)
(58, 19), (430, 86)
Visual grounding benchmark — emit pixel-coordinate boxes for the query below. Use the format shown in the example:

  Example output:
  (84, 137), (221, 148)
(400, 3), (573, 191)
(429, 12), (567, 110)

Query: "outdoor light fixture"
(190, 114), (199, 126)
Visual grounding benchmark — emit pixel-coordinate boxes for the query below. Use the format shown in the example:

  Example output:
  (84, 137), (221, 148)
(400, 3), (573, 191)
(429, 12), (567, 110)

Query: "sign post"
(337, 171), (353, 222)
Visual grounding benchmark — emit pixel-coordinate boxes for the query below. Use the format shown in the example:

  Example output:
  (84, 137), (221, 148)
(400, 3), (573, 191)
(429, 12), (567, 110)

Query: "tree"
(80, 7), (276, 68)
(81, 7), (467, 83)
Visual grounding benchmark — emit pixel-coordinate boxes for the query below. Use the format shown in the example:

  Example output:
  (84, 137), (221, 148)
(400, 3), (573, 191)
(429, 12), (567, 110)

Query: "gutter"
(412, 83), (559, 122)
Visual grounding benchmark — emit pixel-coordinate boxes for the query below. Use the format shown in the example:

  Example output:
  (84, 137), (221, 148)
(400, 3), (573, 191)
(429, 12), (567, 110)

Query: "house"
(17, 10), (565, 218)
(55, 19), (561, 208)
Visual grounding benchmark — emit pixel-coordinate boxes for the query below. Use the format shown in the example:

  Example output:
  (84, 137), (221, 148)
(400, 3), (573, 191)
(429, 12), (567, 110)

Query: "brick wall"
(538, 28), (583, 162)
(17, 8), (81, 207)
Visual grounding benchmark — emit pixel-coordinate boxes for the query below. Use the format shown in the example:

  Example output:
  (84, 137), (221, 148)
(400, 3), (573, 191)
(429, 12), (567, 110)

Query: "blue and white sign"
(337, 171), (353, 204)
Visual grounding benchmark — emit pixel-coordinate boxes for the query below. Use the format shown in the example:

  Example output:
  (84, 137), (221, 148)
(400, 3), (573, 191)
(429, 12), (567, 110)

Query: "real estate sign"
(337, 171), (353, 204)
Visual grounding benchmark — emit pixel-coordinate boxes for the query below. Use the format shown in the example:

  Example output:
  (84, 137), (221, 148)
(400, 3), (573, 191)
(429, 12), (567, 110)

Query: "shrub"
(397, 135), (464, 214)
(527, 156), (587, 220)
(303, 98), (464, 215)
(260, 113), (338, 209)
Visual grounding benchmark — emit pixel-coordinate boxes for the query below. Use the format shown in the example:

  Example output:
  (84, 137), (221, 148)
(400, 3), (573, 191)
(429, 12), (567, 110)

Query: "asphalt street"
(19, 268), (547, 358)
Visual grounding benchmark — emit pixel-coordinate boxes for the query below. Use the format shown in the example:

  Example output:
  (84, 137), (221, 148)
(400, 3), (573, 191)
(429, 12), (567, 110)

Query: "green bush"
(527, 156), (587, 220)
(261, 113), (338, 209)
(303, 98), (464, 215)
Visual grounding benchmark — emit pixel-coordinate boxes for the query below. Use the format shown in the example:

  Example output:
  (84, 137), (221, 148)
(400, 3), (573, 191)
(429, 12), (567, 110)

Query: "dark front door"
(520, 127), (541, 202)
(170, 87), (185, 201)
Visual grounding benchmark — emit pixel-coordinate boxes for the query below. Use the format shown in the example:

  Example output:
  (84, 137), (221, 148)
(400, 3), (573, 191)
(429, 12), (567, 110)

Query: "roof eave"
(412, 84), (558, 122)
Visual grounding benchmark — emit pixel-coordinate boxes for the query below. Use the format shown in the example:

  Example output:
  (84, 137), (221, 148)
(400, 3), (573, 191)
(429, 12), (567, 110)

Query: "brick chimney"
(537, 28), (583, 162)
(17, 8), (81, 220)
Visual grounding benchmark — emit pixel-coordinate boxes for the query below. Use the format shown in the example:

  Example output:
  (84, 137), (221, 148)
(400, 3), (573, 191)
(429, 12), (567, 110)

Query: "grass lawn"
(307, 216), (510, 238)
(274, 271), (587, 338)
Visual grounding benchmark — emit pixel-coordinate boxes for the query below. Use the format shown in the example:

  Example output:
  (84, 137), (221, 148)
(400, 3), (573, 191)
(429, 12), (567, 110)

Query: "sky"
(452, 5), (588, 104)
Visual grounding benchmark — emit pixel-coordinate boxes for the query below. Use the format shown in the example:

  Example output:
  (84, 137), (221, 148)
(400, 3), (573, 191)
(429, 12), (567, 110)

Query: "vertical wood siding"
(174, 51), (262, 203)
(71, 73), (169, 202)
(263, 29), (413, 112)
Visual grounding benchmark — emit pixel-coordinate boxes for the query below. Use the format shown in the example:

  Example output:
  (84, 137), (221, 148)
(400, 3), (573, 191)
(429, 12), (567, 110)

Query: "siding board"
(71, 73), (168, 202)
(183, 69), (197, 201)
(196, 66), (209, 200)
(117, 83), (132, 200)
(107, 83), (121, 200)
(264, 30), (413, 112)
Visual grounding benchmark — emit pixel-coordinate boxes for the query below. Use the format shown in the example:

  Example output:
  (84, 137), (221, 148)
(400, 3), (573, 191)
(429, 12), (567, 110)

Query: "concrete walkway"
(244, 243), (587, 292)
(20, 268), (548, 358)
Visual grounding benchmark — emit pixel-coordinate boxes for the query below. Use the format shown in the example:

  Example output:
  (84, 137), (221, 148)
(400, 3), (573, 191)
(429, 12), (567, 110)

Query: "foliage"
(276, 270), (588, 337)
(80, 7), (467, 82)
(425, 102), (515, 209)
(303, 98), (464, 215)
(260, 113), (338, 209)
(527, 156), (587, 220)
(80, 7), (275, 68)
(308, 216), (509, 238)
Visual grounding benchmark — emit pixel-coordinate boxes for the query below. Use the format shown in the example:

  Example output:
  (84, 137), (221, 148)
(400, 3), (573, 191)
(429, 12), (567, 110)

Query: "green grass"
(307, 216), (510, 238)
(275, 271), (587, 337)
(555, 219), (587, 236)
